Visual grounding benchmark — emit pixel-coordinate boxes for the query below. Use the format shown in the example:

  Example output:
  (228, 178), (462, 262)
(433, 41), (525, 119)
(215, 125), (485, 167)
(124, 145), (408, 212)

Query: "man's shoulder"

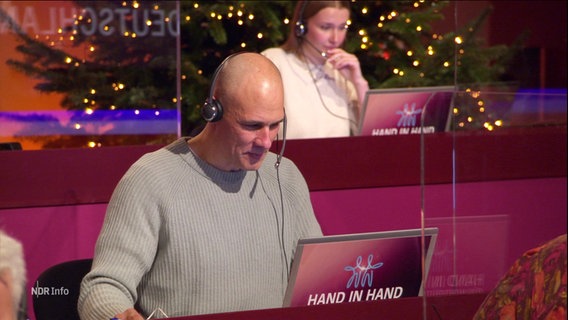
(128, 138), (187, 172)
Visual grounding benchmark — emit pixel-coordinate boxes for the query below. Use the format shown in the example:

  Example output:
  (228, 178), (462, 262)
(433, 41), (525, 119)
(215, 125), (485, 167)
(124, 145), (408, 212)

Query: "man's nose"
(256, 127), (273, 149)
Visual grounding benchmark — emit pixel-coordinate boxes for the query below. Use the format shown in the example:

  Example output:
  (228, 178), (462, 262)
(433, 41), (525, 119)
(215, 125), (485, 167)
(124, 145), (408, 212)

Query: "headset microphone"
(273, 113), (288, 279)
(303, 38), (328, 59)
(274, 114), (287, 168)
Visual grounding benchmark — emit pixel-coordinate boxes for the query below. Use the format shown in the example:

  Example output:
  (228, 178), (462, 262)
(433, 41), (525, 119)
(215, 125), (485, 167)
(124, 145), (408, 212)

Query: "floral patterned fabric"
(474, 234), (567, 320)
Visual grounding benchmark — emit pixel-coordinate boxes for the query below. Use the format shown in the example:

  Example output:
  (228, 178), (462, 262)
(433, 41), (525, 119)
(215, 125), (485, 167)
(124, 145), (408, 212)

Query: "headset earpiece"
(201, 52), (244, 122)
(294, 1), (308, 38)
(201, 96), (223, 122)
(294, 21), (306, 38)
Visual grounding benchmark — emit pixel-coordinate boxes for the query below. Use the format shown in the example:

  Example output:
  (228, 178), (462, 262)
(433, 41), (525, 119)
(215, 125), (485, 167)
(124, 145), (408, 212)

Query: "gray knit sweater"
(78, 138), (322, 319)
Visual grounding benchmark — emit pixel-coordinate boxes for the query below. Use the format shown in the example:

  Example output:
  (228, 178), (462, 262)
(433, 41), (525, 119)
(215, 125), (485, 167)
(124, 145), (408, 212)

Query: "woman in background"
(262, 0), (369, 139)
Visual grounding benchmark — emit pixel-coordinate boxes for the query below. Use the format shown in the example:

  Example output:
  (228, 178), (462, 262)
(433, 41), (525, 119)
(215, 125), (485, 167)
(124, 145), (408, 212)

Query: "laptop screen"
(358, 86), (455, 136)
(283, 228), (438, 307)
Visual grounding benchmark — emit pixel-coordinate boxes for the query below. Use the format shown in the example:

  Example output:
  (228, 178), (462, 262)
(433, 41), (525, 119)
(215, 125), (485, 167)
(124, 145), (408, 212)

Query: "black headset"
(200, 52), (287, 167)
(294, 0), (308, 38)
(201, 52), (244, 122)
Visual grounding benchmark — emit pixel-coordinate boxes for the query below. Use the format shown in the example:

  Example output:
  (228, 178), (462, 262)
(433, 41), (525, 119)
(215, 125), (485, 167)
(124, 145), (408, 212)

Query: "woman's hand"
(326, 48), (367, 87)
(326, 48), (369, 116)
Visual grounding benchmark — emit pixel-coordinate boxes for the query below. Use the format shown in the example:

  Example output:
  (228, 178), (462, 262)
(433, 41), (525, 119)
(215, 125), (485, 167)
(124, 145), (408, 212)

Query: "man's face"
(216, 85), (285, 171)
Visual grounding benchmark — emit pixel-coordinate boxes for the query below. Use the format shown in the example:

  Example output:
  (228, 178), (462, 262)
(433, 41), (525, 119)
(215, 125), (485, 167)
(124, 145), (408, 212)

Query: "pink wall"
(1, 177), (565, 317)
(1, 127), (565, 318)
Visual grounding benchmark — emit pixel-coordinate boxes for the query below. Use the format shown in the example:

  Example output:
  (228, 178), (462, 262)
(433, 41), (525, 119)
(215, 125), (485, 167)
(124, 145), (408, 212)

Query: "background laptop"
(283, 228), (438, 307)
(358, 86), (455, 136)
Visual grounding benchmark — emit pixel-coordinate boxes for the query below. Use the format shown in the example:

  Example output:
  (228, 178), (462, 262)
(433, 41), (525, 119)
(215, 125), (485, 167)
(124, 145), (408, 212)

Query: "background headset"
(294, 0), (308, 38)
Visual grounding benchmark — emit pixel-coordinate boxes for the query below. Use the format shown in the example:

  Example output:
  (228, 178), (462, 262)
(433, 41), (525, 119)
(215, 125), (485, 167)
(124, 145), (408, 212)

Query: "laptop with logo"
(357, 86), (455, 136)
(283, 228), (438, 307)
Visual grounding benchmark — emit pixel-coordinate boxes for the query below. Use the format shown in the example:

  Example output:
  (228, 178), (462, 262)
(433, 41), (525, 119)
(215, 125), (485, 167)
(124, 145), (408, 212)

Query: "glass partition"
(423, 88), (566, 295)
(0, 1), (180, 149)
(0, 1), (566, 318)
(421, 1), (567, 316)
(0, 1), (298, 150)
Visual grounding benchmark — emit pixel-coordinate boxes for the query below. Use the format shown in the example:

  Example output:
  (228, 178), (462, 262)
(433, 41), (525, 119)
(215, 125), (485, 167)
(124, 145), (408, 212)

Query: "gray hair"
(0, 230), (26, 315)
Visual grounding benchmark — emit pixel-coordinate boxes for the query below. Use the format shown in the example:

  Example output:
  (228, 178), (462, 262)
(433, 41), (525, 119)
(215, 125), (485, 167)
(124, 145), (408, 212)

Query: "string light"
(5, 0), (507, 137)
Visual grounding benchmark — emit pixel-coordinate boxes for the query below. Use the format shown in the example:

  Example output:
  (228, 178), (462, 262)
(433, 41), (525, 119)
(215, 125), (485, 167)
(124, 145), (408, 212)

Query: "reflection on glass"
(452, 87), (567, 131)
(0, 1), (180, 150)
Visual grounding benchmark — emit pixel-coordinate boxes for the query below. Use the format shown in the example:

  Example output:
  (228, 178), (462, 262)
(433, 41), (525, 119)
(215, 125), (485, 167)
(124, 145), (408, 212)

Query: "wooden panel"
(0, 126), (565, 208)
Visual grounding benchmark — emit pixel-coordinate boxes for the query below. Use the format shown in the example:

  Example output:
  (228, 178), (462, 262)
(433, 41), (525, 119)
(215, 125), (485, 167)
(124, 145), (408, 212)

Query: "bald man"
(78, 52), (322, 320)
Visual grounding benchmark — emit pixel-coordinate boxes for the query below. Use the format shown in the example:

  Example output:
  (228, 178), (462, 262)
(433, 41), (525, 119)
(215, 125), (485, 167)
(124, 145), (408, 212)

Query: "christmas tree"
(0, 1), (521, 148)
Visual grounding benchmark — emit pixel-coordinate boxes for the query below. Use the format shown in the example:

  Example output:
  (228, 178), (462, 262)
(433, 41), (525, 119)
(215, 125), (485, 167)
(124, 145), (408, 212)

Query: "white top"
(262, 47), (359, 140)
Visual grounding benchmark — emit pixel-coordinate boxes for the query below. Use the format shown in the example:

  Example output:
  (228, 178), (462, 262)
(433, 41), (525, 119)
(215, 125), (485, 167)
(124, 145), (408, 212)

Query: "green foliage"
(0, 0), (520, 138)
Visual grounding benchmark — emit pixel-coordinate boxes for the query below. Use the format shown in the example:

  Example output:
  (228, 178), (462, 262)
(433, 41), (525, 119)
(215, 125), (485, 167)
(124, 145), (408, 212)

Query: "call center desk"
(170, 293), (487, 320)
